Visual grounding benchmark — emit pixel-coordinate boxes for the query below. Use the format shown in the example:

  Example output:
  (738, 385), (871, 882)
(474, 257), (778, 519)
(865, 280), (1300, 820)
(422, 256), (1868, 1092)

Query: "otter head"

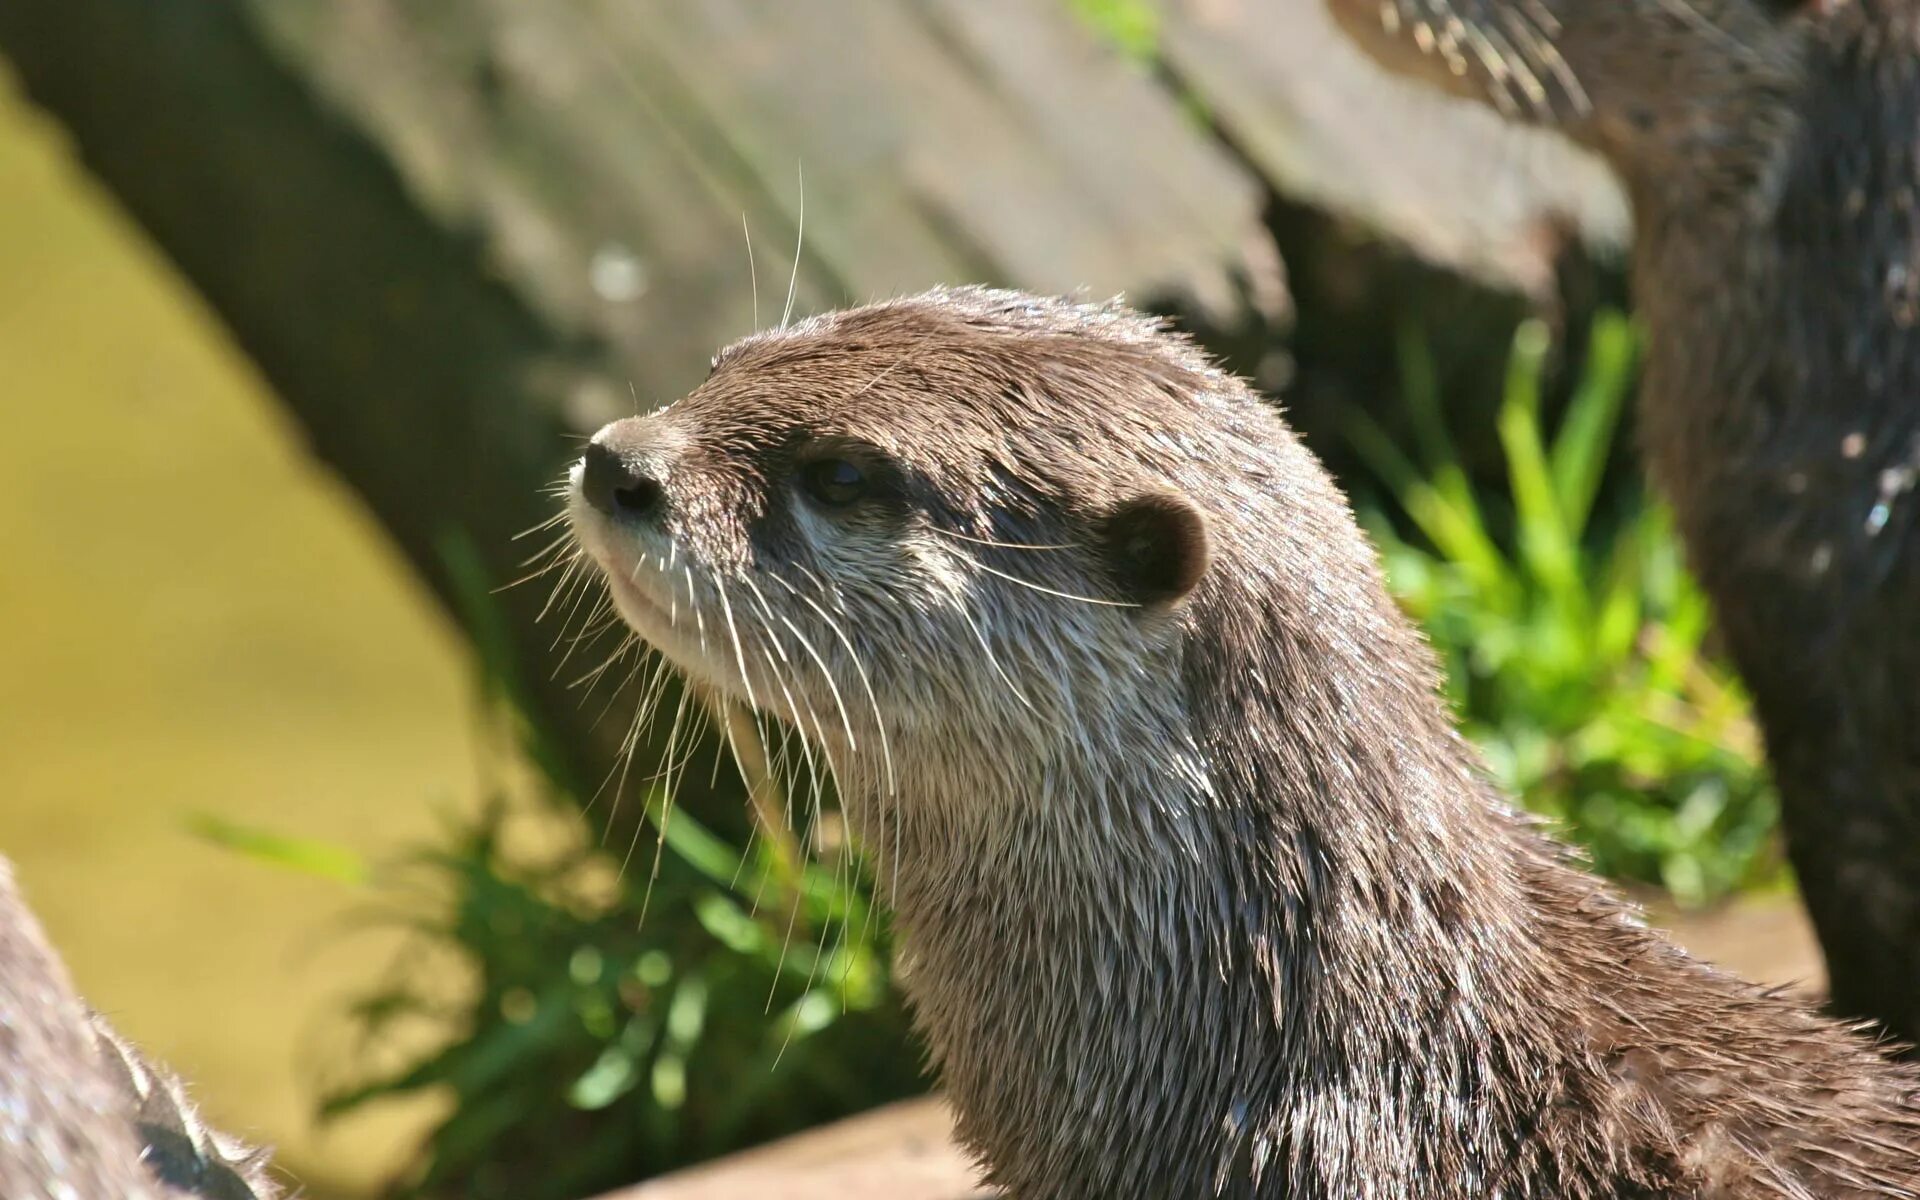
(566, 288), (1238, 837)
(1325, 0), (1830, 196)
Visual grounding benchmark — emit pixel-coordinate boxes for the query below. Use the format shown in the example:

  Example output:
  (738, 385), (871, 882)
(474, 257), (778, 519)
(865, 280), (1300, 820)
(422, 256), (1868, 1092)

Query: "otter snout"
(581, 421), (667, 522)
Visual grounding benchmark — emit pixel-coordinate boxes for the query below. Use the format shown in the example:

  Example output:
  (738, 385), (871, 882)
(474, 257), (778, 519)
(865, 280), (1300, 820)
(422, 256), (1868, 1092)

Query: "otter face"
(565, 289), (1218, 806)
(1325, 0), (1815, 171)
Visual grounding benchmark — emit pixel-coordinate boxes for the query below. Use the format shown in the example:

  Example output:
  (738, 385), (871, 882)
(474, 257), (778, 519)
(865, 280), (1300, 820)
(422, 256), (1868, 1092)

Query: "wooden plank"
(0, 0), (1272, 846)
(257, 0), (1269, 411)
(1159, 0), (1629, 293)
(603, 1099), (984, 1200)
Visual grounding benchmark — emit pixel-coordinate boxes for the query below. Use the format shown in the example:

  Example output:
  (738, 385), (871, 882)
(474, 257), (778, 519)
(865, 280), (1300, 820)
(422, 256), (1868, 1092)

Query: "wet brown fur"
(0, 858), (280, 1200)
(569, 288), (1920, 1198)
(1324, 0), (1920, 1052)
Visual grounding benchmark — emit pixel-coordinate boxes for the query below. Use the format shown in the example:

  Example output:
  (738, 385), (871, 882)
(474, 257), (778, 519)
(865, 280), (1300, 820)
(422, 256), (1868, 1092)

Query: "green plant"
(1348, 314), (1780, 905)
(204, 539), (917, 1200)
(1066, 0), (1162, 65)
(320, 787), (916, 1200)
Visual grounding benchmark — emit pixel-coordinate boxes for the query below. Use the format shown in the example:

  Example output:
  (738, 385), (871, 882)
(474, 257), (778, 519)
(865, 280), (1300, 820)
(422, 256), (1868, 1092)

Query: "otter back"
(0, 858), (279, 1200)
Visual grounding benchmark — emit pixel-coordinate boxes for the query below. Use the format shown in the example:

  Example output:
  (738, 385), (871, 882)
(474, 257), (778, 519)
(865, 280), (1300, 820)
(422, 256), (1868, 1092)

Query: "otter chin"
(566, 287), (1920, 1199)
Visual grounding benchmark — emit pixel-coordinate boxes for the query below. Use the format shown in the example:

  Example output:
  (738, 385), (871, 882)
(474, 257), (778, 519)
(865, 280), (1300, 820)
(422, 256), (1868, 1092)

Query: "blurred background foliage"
(0, 2), (1786, 1197)
(1356, 316), (1777, 905)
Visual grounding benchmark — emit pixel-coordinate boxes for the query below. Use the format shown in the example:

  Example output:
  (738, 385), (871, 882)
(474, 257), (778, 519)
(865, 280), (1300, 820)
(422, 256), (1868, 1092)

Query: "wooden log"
(1160, 0), (1628, 295)
(0, 1), (1265, 839)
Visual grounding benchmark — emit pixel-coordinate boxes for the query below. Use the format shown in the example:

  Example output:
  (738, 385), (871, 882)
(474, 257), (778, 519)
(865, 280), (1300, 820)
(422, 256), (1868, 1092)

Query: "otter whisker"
(755, 606), (838, 866)
(684, 566), (711, 660)
(511, 528), (576, 572)
(742, 212), (760, 334)
(717, 695), (798, 871)
(553, 593), (617, 676)
(730, 704), (783, 901)
(766, 619), (838, 844)
(755, 582), (867, 929)
(931, 526), (1075, 552)
(590, 653), (677, 845)
(748, 623), (808, 830)
(758, 673), (838, 1018)
(740, 576), (828, 843)
(963, 555), (1139, 609)
(570, 630), (639, 697)
(954, 602), (1040, 715)
(766, 571), (894, 798)
(495, 549), (578, 598)
(583, 646), (651, 744)
(713, 577), (766, 720)
(503, 538), (581, 608)
(1517, 0), (1559, 36)
(770, 567), (900, 903)
(592, 665), (660, 848)
(638, 686), (717, 914)
(750, 643), (813, 843)
(547, 555), (608, 647)
(781, 160), (804, 330)
(753, 584), (860, 753)
(848, 343), (933, 400)
(537, 553), (588, 625)
(512, 508), (572, 542)
(631, 685), (697, 923)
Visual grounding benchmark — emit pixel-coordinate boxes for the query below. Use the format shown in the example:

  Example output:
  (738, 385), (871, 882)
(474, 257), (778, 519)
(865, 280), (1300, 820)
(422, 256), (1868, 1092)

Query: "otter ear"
(1101, 493), (1210, 607)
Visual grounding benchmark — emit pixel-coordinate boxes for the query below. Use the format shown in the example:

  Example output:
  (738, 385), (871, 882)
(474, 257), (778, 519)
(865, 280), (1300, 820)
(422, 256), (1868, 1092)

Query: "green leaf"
(184, 813), (369, 885)
(1346, 406), (1514, 605)
(1498, 319), (1585, 625)
(1549, 311), (1637, 536)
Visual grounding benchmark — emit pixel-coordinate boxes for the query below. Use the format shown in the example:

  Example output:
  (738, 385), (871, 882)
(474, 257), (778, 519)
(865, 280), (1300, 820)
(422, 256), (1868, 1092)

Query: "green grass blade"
(1550, 311), (1637, 535)
(185, 812), (370, 885)
(1345, 406), (1515, 605)
(1498, 320), (1585, 623)
(1396, 318), (1483, 520)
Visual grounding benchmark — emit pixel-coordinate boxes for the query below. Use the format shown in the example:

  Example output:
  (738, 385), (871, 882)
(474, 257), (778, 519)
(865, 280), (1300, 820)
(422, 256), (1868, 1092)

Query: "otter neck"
(861, 575), (1595, 1196)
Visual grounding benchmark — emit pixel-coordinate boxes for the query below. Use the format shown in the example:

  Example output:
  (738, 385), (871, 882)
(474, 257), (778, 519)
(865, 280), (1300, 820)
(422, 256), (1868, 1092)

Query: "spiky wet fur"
(1325, 0), (1920, 1057)
(0, 859), (281, 1200)
(567, 288), (1920, 1198)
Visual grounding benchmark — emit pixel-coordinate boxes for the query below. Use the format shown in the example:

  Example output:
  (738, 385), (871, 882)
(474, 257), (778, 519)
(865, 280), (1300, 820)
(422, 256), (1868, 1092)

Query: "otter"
(1321, 0), (1920, 1052)
(566, 287), (1920, 1198)
(0, 858), (280, 1200)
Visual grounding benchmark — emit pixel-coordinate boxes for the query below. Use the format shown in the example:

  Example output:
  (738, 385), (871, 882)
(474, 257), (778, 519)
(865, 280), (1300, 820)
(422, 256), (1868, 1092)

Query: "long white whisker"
(770, 571), (894, 797)
(781, 161), (804, 329)
(713, 577), (764, 718)
(968, 556), (1137, 608)
(931, 526), (1074, 552)
(956, 603), (1039, 714)
(512, 509), (571, 542)
(782, 567), (900, 907)
(742, 212), (760, 333)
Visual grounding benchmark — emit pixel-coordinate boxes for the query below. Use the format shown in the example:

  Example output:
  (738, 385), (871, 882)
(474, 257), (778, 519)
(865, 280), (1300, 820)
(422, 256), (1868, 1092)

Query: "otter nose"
(581, 437), (666, 521)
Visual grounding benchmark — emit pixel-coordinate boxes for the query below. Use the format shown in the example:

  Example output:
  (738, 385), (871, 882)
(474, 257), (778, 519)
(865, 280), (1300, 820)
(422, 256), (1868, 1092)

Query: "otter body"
(1325, 0), (1920, 1051)
(0, 858), (279, 1200)
(569, 288), (1920, 1198)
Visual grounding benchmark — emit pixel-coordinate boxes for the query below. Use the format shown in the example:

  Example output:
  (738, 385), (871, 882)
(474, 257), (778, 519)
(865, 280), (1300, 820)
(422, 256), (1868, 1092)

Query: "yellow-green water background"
(0, 67), (478, 1197)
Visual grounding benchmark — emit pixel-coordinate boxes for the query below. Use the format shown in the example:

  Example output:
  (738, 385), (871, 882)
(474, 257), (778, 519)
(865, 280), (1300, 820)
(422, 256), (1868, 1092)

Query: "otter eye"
(800, 457), (869, 508)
